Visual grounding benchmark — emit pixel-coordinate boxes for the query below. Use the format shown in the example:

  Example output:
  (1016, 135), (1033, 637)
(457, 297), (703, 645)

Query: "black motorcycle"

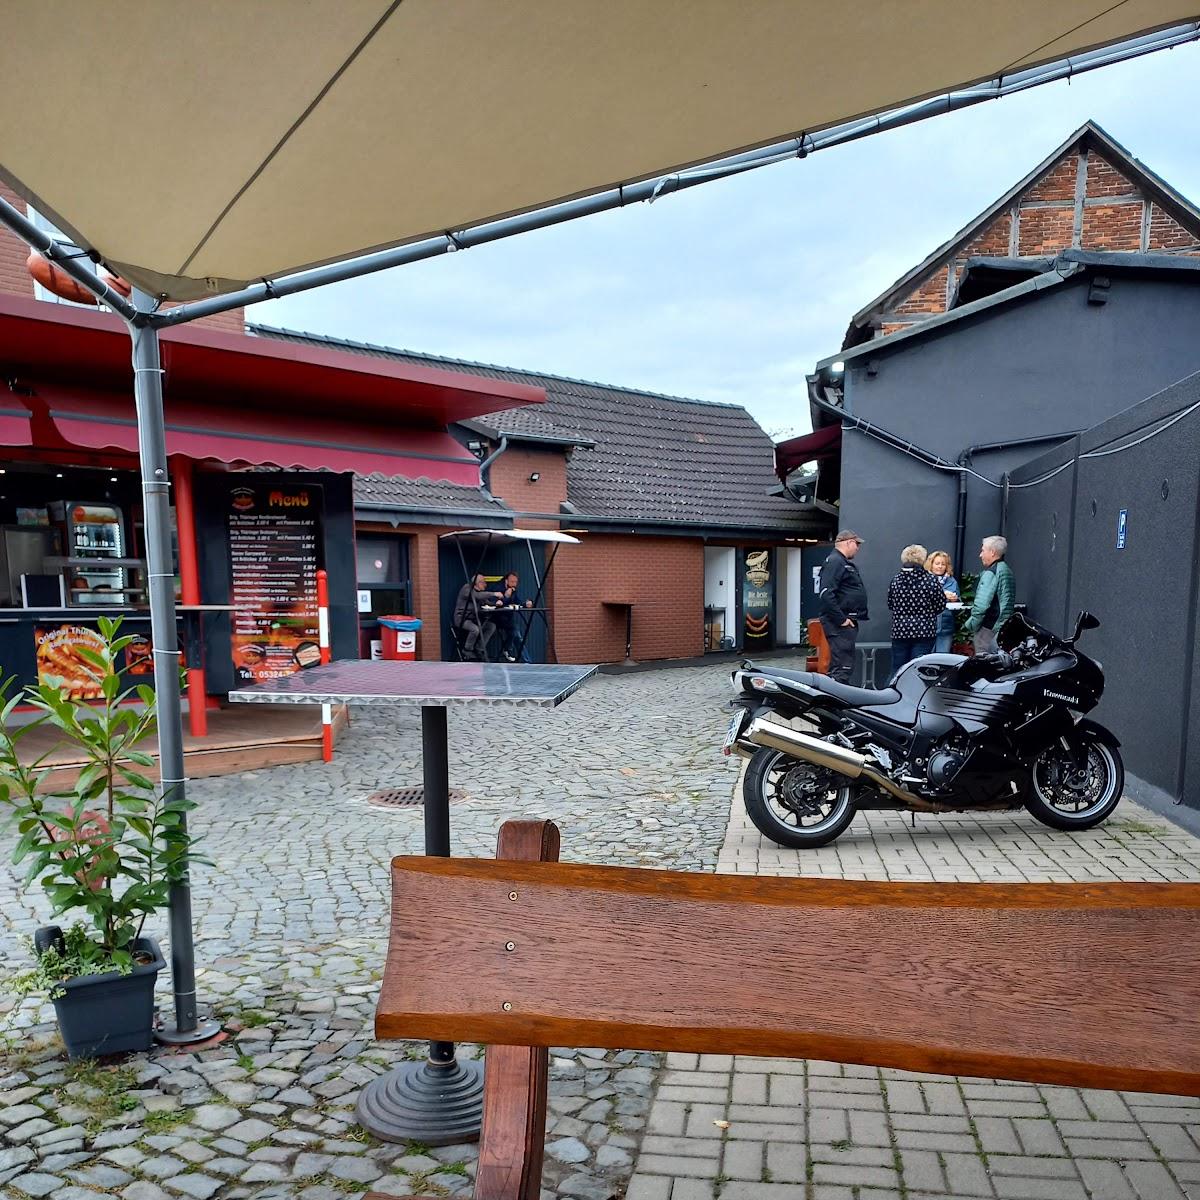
(723, 611), (1123, 848)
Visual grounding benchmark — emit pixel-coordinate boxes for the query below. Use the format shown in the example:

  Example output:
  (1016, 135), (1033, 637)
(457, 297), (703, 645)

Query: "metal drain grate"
(366, 786), (466, 809)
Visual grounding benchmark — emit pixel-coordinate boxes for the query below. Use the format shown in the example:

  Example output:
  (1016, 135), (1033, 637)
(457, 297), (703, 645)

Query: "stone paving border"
(627, 785), (1200, 1200)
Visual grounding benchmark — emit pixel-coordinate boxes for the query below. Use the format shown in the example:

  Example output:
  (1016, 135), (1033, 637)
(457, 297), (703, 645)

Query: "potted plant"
(953, 572), (979, 654)
(0, 617), (196, 1058)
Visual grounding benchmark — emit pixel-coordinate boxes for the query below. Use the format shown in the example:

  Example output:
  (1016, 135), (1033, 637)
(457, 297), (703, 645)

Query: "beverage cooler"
(47, 501), (142, 606)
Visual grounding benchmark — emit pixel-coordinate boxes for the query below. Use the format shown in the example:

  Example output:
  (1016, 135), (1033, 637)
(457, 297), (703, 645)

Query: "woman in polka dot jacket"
(887, 543), (947, 674)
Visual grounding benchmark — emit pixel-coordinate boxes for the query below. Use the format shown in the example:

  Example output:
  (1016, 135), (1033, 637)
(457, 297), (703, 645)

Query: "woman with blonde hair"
(925, 549), (960, 654)
(887, 543), (947, 674)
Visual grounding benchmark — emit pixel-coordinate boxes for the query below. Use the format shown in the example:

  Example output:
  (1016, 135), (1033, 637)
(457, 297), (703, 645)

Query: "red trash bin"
(379, 615), (422, 661)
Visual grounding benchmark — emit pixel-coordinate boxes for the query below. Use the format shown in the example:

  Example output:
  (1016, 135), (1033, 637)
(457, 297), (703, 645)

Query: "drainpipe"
(477, 435), (508, 493)
(954, 431), (1081, 569)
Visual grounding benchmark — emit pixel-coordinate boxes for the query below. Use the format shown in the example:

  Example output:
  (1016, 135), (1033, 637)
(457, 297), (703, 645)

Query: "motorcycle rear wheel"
(743, 748), (857, 848)
(1025, 739), (1124, 831)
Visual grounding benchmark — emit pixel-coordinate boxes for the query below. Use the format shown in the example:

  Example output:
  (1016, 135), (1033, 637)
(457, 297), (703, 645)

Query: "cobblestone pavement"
(627, 796), (1200, 1200)
(3, 659), (1200, 1200)
(0, 664), (739, 1200)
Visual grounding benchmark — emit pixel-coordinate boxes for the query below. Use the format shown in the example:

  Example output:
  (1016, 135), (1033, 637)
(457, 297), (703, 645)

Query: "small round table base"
(356, 1056), (484, 1146)
(155, 1016), (225, 1047)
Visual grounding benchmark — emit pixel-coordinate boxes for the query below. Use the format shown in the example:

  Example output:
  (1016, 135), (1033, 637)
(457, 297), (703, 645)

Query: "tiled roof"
(253, 325), (826, 533)
(459, 405), (593, 447)
(353, 473), (510, 519)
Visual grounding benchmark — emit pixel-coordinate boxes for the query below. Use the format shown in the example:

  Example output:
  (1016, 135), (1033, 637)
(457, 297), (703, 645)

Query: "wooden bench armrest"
(371, 820), (559, 1200)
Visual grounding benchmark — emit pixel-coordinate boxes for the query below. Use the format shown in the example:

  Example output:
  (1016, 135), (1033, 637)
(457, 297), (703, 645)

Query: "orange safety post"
(172, 456), (207, 739)
(316, 569), (333, 762)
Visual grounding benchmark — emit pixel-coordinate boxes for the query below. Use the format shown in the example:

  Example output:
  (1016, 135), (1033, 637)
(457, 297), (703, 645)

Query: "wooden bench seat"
(368, 819), (1200, 1200)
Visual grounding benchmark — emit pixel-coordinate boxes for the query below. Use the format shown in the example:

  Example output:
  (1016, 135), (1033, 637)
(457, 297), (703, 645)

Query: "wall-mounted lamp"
(830, 360), (845, 374)
(528, 472), (541, 483)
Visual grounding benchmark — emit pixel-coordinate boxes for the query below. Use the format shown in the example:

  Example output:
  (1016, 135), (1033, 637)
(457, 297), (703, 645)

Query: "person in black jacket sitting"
(452, 574), (504, 660)
(819, 530), (868, 683)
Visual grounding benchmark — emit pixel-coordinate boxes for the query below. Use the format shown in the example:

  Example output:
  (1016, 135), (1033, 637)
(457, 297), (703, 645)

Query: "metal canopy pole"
(126, 289), (221, 1046)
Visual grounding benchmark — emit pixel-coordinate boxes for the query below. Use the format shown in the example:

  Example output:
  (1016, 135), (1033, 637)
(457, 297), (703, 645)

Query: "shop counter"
(0, 605), (169, 698)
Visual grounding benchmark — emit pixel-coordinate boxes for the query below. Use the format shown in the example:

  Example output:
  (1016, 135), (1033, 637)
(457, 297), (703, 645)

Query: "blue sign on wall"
(1116, 508), (1128, 549)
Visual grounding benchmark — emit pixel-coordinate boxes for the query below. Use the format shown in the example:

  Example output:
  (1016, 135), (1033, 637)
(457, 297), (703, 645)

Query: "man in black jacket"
(819, 530), (868, 683)
(453, 574), (504, 660)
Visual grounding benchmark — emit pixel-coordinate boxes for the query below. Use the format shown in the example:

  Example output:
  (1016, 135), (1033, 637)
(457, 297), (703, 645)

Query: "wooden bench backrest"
(377, 821), (1200, 1097)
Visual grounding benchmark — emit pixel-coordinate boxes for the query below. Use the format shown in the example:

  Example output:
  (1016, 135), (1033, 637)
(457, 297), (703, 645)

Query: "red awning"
(775, 424), (842, 480)
(39, 387), (482, 483)
(0, 294), (547, 485)
(0, 401), (33, 448)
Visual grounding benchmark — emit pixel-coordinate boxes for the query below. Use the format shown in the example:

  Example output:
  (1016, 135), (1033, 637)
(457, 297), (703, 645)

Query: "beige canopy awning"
(2, 1), (1197, 301)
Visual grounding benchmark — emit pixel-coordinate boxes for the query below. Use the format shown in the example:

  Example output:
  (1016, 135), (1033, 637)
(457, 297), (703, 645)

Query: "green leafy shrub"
(0, 617), (199, 994)
(954, 572), (979, 645)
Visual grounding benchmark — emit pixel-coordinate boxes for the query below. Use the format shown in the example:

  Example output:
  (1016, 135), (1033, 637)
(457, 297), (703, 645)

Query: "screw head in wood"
(505, 941), (516, 951)
(502, 1001), (512, 1011)
(508, 891), (518, 900)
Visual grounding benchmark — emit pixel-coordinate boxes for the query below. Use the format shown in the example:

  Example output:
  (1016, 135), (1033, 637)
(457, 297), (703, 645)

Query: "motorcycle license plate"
(722, 709), (749, 754)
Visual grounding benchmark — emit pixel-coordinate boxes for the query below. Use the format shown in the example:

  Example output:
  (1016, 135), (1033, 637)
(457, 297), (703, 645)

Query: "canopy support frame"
(138, 20), (1200, 329)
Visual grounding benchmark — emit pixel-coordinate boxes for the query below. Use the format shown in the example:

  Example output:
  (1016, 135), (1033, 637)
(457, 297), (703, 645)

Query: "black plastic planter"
(49, 936), (165, 1059)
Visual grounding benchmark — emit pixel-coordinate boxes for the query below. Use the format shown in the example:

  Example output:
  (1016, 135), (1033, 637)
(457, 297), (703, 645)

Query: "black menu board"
(227, 483), (323, 683)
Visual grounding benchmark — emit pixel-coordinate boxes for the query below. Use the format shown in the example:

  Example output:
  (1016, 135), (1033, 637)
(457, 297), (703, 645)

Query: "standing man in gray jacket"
(964, 535), (1015, 654)
(819, 530), (868, 683)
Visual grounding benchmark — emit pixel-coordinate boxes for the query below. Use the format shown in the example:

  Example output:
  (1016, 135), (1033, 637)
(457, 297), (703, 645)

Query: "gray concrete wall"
(836, 273), (1200, 653)
(1008, 369), (1200, 814)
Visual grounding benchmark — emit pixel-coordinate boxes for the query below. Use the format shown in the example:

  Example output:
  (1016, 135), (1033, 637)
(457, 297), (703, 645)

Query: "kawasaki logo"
(1044, 689), (1080, 705)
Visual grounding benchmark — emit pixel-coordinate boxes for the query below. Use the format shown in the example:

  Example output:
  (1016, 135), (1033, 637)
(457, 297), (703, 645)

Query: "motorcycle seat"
(763, 668), (901, 709)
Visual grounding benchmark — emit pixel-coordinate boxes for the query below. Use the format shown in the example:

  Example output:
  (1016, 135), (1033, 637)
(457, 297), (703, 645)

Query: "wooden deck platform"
(17, 703), (348, 789)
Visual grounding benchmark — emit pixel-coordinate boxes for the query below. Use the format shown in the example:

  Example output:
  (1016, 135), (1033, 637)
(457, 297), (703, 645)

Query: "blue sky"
(261, 40), (1200, 438)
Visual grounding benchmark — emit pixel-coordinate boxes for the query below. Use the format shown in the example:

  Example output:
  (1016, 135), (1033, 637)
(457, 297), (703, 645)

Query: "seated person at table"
(452, 574), (504, 660)
(494, 570), (534, 662)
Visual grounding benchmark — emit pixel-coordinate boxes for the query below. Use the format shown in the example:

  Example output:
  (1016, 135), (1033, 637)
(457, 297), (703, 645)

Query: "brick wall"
(1148, 203), (1200, 253)
(356, 521), (711, 664)
(0, 181), (244, 334)
(892, 265), (949, 316)
(1017, 205), (1075, 256)
(1024, 156), (1077, 201)
(408, 525), (447, 659)
(1084, 153), (1137, 197)
(551, 534), (705, 663)
(1081, 202), (1143, 250)
(487, 444), (569, 516)
(875, 147), (1200, 336)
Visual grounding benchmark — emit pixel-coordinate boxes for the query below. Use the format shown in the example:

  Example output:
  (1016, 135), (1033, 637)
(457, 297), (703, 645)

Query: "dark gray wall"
(1008, 370), (1200, 818)
(837, 273), (1200, 650)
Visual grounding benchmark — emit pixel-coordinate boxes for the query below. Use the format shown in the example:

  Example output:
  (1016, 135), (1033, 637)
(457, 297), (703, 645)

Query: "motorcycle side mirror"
(1069, 611), (1101, 643)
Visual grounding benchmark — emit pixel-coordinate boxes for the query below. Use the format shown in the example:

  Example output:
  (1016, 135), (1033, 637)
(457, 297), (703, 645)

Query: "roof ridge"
(248, 322), (749, 411)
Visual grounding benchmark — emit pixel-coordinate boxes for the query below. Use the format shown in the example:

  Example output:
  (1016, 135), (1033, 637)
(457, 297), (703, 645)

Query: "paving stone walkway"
(626, 794), (1200, 1200)
(2, 660), (1199, 1200)
(0, 664), (739, 1200)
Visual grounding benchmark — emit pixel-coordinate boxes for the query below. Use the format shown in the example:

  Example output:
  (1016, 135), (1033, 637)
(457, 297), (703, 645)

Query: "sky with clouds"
(259, 39), (1200, 439)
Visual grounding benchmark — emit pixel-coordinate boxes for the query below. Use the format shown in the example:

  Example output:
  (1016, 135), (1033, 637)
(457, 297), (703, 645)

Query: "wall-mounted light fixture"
(529, 472), (541, 483)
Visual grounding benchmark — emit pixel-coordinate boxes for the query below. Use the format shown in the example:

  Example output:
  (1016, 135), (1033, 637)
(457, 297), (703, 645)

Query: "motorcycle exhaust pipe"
(744, 715), (938, 810)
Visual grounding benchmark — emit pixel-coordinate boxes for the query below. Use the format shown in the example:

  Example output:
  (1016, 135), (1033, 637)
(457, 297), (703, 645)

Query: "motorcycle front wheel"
(743, 748), (857, 848)
(1024, 738), (1124, 831)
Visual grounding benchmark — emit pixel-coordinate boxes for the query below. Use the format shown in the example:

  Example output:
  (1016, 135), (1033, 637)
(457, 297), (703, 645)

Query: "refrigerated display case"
(47, 501), (144, 606)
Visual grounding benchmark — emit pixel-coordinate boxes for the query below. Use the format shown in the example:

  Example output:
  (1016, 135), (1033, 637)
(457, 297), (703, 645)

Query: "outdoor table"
(228, 659), (597, 1144)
